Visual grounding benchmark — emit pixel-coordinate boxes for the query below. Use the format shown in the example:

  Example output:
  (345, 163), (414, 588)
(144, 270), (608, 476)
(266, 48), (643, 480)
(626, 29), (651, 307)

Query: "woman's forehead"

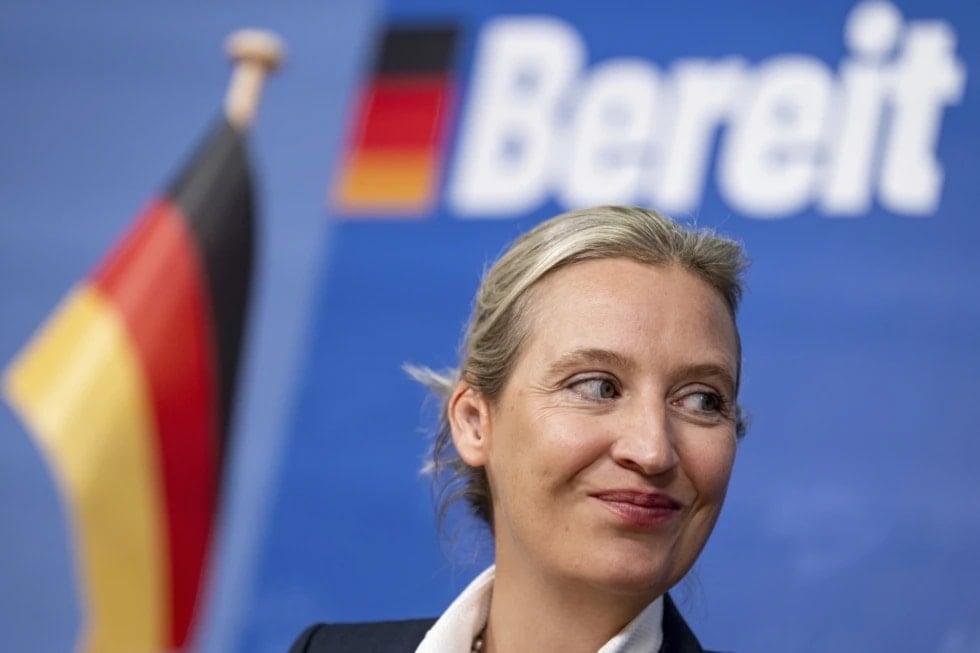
(517, 259), (739, 375)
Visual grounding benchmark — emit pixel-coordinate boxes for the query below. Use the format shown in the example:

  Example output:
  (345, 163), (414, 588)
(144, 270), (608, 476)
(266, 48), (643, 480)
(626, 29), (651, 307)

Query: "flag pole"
(223, 29), (284, 129)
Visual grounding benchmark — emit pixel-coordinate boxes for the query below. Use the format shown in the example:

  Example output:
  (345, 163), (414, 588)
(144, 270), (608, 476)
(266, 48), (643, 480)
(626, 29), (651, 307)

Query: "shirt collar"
(416, 566), (664, 652)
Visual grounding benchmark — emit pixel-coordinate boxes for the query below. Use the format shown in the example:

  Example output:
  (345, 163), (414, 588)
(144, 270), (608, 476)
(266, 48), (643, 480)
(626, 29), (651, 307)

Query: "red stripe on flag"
(351, 74), (451, 150)
(92, 198), (218, 648)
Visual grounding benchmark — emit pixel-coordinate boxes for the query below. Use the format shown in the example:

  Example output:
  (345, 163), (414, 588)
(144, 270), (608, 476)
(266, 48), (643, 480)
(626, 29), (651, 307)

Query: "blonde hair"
(408, 206), (748, 528)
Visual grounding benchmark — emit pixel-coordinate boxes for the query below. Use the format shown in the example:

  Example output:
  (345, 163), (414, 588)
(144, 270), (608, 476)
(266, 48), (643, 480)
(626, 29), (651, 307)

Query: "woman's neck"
(483, 557), (656, 653)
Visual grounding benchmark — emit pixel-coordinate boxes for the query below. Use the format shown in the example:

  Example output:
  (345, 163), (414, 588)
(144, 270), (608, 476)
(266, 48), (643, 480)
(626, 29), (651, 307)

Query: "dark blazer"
(289, 594), (715, 653)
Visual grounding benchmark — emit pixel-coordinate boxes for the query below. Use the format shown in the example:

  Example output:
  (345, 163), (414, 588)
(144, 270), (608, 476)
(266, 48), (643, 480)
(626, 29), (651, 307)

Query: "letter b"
(450, 17), (584, 216)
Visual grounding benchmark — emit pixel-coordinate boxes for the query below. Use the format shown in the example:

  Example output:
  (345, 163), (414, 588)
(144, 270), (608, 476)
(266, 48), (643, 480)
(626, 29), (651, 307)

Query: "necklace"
(471, 626), (486, 652)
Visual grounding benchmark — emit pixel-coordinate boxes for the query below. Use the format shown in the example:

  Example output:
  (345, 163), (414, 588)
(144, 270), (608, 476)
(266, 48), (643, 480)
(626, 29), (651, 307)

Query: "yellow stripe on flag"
(336, 149), (437, 210)
(3, 286), (168, 652)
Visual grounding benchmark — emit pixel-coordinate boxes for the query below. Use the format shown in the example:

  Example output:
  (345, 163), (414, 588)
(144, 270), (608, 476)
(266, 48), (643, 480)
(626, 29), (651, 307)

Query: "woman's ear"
(448, 381), (491, 467)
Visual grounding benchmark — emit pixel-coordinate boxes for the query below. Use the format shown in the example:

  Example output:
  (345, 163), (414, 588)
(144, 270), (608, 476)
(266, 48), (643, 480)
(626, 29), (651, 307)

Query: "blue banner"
(253, 1), (980, 651)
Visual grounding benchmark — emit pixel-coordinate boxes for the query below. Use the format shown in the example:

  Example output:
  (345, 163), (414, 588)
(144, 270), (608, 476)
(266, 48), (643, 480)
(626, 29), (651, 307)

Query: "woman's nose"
(609, 401), (679, 476)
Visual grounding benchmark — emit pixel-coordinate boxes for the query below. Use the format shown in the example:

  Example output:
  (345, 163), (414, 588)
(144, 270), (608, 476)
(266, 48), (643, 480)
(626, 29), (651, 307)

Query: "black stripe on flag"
(166, 117), (254, 467)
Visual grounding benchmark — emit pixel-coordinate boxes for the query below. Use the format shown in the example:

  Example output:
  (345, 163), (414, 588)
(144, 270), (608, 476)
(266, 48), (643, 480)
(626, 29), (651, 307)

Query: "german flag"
(334, 24), (460, 217)
(3, 117), (253, 652)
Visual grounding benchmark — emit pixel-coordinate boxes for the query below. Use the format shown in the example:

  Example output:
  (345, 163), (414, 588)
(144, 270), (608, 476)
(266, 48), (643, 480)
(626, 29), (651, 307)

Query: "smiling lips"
(591, 490), (683, 528)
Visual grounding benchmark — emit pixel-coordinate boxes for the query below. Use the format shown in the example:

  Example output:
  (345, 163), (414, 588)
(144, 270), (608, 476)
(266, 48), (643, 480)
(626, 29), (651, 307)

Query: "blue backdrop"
(2, 1), (978, 652)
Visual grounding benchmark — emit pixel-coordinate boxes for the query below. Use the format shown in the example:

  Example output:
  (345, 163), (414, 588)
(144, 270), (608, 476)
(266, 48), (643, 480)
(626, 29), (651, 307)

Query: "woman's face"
(453, 258), (739, 600)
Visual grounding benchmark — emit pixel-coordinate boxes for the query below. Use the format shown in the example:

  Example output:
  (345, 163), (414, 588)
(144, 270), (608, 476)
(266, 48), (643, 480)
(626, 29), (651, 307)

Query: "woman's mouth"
(590, 490), (683, 528)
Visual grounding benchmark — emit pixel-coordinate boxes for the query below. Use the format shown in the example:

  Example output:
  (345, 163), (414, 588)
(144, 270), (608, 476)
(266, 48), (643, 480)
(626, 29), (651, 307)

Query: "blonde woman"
(292, 206), (747, 653)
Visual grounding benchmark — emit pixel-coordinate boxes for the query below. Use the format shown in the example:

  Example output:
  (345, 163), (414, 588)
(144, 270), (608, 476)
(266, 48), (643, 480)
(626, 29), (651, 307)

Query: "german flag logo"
(333, 25), (460, 218)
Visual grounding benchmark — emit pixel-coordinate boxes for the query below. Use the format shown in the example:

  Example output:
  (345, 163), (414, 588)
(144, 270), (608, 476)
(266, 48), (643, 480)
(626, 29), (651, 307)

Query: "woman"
(291, 206), (747, 653)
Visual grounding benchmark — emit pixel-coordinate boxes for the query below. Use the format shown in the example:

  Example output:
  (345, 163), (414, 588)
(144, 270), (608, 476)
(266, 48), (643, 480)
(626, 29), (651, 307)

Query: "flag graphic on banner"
(333, 24), (460, 217)
(3, 116), (254, 651)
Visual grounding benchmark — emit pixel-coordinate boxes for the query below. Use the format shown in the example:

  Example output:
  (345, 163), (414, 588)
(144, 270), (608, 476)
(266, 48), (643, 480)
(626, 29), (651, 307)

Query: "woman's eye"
(570, 377), (619, 400)
(677, 391), (725, 414)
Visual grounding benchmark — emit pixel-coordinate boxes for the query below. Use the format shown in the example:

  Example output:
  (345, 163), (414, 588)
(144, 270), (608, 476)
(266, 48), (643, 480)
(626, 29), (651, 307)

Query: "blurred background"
(2, 0), (978, 651)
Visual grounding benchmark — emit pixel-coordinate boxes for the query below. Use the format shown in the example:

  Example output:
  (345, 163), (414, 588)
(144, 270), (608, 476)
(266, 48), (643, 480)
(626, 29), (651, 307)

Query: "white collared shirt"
(416, 566), (664, 652)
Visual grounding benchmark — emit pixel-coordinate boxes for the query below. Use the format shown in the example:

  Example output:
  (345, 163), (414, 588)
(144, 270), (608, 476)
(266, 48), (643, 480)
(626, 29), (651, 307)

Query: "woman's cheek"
(675, 424), (734, 473)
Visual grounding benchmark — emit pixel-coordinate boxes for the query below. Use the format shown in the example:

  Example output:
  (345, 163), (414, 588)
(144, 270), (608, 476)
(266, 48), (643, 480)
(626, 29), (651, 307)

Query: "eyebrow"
(546, 348), (737, 394)
(672, 363), (738, 395)
(545, 348), (638, 379)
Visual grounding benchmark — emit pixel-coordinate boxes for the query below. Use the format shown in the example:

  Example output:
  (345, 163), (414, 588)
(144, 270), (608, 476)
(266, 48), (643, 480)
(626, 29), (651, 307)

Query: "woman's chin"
(577, 557), (681, 600)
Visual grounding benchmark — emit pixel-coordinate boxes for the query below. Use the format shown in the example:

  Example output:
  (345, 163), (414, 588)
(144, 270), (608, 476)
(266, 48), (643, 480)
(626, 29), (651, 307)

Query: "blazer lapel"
(658, 594), (705, 653)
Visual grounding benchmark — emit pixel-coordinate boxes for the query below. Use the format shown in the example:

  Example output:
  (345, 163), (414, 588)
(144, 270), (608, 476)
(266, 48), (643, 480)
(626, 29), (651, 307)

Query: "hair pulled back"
(408, 206), (748, 529)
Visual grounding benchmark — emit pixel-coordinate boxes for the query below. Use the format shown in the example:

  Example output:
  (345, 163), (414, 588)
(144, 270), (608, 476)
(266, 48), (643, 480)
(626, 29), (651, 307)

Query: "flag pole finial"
(223, 29), (284, 129)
